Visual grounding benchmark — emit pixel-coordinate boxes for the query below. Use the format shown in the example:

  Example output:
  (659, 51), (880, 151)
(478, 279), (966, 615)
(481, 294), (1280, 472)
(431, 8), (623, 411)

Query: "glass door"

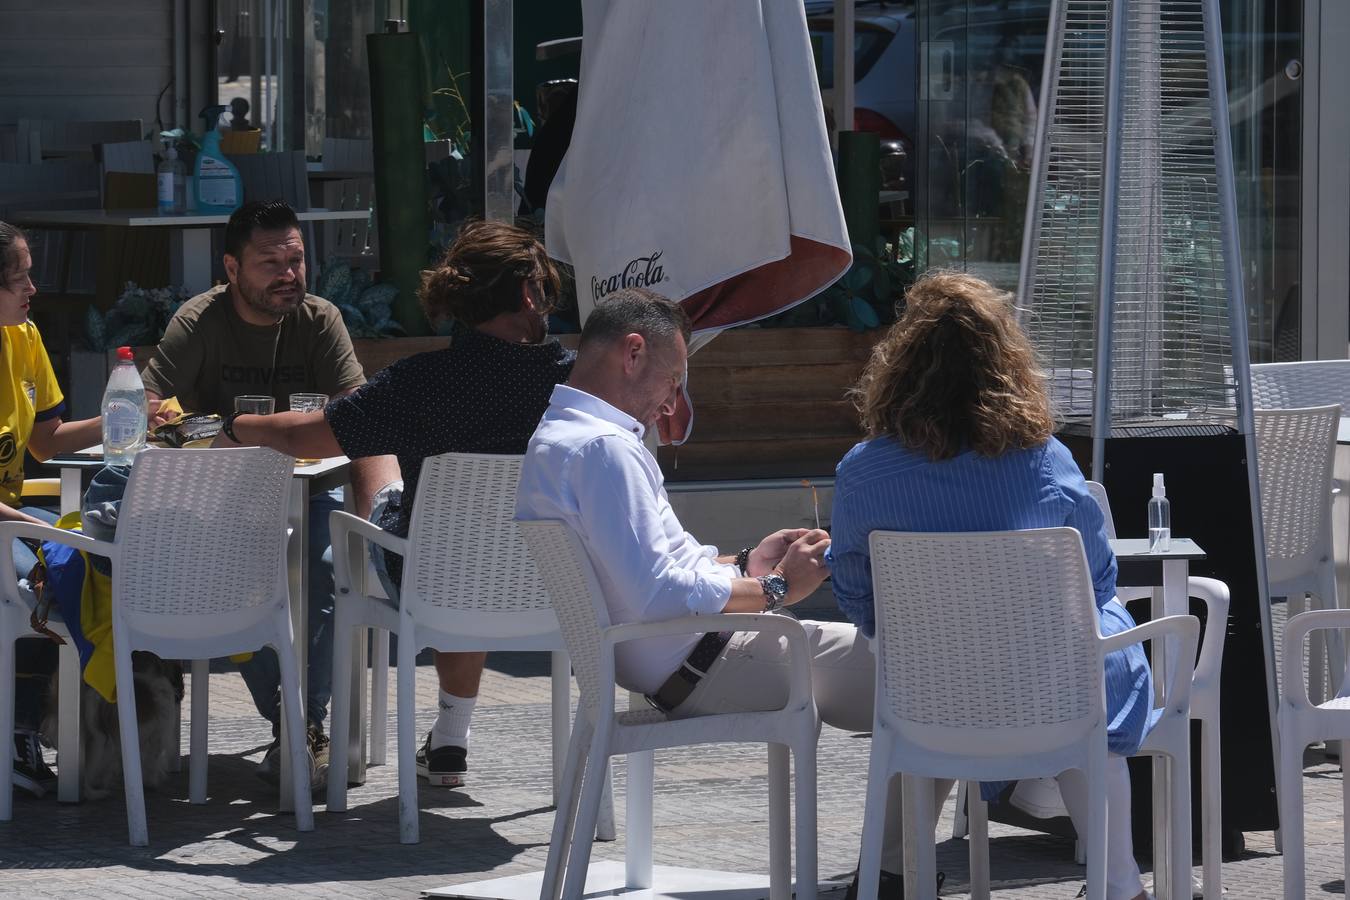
(912, 0), (1303, 363)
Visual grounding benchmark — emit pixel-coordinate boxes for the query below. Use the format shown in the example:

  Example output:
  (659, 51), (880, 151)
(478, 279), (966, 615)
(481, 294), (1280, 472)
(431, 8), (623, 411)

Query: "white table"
(46, 448), (367, 810)
(13, 207), (370, 295)
(1111, 536), (1206, 900)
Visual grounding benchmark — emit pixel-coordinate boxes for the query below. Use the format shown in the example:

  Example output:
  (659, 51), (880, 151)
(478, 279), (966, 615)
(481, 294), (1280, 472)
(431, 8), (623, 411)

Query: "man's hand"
(775, 529), (831, 605)
(746, 528), (810, 577)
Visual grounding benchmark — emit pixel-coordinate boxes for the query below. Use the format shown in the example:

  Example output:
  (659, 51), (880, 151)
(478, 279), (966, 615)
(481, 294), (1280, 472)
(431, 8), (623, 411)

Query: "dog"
(40, 652), (184, 800)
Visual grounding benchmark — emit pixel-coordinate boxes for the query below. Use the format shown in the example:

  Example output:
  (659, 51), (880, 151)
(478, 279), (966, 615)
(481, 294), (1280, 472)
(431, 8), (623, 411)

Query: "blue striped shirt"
(826, 435), (1156, 759)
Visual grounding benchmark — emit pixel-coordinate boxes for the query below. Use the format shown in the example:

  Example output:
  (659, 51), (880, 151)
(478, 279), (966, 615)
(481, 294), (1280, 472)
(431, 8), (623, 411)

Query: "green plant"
(83, 283), (190, 351)
(315, 259), (405, 339)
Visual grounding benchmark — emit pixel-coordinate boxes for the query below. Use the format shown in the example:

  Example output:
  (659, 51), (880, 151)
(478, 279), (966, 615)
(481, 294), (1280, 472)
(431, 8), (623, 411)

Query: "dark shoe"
(844, 868), (944, 899)
(12, 730), (55, 798)
(255, 725), (328, 791)
(416, 732), (467, 787)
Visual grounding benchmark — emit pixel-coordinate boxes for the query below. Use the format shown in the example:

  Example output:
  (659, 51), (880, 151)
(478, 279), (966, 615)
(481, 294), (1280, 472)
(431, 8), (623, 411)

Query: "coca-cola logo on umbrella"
(591, 251), (668, 302)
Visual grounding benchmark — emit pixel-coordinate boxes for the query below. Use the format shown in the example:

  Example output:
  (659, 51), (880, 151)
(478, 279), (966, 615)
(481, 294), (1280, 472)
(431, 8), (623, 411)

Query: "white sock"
(430, 690), (477, 750)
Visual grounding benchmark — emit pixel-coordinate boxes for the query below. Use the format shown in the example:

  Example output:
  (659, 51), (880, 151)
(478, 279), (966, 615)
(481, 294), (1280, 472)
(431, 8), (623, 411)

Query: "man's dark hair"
(579, 288), (691, 354)
(224, 199), (301, 258)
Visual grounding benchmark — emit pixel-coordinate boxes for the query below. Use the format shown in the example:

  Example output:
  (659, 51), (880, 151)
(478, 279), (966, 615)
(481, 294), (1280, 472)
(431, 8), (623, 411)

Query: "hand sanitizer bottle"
(157, 139), (186, 214)
(1148, 473), (1171, 553)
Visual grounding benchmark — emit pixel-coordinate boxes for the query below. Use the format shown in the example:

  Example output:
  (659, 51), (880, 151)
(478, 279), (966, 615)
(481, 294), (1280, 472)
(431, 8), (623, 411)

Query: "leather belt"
(645, 631), (733, 713)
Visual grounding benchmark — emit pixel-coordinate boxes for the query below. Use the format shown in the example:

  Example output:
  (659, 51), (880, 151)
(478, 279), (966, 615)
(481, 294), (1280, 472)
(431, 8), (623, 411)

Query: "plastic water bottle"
(102, 346), (148, 466)
(1148, 472), (1171, 553)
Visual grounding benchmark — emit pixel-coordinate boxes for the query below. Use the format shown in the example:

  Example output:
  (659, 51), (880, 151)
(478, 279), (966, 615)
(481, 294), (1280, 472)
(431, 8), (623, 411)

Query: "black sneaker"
(416, 732), (467, 787)
(13, 729), (56, 798)
(844, 868), (945, 899)
(255, 725), (328, 791)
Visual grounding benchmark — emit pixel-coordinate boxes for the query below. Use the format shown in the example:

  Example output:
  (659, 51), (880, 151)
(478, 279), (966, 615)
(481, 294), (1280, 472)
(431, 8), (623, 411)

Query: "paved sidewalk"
(0, 649), (1344, 899)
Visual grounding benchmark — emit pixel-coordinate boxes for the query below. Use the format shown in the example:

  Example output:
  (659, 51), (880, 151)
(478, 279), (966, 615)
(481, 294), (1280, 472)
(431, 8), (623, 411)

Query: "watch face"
(762, 574), (788, 600)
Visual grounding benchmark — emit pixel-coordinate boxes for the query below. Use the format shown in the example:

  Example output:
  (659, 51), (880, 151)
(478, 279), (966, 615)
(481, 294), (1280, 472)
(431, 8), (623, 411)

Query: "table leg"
(171, 229), (213, 295)
(1155, 560), (1190, 900)
(59, 466), (81, 516)
(280, 478), (309, 812)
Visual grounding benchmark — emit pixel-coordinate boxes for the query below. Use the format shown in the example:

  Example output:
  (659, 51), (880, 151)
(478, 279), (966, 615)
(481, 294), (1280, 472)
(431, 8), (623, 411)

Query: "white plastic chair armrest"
(0, 520), (115, 610)
(1283, 609), (1350, 710)
(329, 509), (406, 599)
(1183, 577), (1230, 695)
(1116, 578), (1230, 692)
(1101, 614), (1200, 716)
(600, 613), (813, 713)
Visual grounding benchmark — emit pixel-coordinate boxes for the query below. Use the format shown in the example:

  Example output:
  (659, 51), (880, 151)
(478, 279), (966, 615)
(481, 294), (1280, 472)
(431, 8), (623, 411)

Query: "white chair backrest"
(98, 140), (156, 175)
(320, 137), (374, 173)
(1085, 481), (1118, 540)
(113, 448), (293, 628)
(518, 519), (615, 708)
(868, 527), (1104, 760)
(1253, 405), (1340, 574)
(17, 118), (142, 162)
(1250, 360), (1350, 411)
(401, 453), (559, 639)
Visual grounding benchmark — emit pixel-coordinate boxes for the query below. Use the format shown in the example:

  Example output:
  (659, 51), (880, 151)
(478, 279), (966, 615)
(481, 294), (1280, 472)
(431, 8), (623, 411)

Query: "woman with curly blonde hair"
(827, 272), (1155, 900)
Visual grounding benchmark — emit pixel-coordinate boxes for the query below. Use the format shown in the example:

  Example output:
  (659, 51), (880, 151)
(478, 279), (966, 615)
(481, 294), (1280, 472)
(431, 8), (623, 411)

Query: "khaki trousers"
(669, 619), (951, 874)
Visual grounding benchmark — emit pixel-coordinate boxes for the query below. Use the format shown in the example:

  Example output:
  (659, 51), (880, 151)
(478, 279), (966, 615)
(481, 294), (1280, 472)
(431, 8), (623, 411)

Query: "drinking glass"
(234, 395), (275, 416)
(289, 392), (329, 465)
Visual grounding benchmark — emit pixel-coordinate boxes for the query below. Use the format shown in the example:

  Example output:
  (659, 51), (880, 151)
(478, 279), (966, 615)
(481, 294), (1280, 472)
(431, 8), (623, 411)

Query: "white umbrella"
(546, 0), (853, 443)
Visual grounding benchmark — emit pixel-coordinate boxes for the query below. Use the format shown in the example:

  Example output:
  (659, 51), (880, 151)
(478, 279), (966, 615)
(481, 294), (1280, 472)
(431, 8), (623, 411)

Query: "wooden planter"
(659, 327), (882, 481)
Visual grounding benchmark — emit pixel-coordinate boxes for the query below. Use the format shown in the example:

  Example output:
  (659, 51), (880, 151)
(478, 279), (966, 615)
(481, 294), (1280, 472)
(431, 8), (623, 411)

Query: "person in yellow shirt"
(0, 221), (103, 799)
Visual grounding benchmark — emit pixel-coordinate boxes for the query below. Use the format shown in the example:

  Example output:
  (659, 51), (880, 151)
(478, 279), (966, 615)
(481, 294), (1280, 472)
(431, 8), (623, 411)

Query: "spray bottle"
(1148, 473), (1171, 553)
(156, 136), (186, 214)
(194, 105), (243, 214)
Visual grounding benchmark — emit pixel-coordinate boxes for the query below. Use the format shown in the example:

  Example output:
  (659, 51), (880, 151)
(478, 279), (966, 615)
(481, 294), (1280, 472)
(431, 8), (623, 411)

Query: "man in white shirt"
(516, 288), (915, 896)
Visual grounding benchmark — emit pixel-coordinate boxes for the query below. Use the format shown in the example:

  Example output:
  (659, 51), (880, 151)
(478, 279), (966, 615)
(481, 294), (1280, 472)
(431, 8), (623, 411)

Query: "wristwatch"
(757, 573), (789, 612)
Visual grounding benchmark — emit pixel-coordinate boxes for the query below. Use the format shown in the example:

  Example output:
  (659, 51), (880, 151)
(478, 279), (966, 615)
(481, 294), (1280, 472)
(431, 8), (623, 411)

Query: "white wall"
(0, 0), (174, 126)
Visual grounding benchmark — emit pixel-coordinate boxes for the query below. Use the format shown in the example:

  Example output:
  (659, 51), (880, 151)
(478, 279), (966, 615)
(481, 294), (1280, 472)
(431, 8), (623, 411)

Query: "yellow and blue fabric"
(37, 512), (117, 703)
(0, 322), (65, 507)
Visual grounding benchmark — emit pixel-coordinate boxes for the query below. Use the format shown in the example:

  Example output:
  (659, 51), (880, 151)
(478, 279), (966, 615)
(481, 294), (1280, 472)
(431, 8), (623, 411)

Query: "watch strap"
(221, 411), (243, 443)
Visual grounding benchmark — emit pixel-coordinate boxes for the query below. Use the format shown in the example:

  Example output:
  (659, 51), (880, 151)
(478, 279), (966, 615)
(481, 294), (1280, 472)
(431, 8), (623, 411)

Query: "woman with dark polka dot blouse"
(219, 220), (574, 787)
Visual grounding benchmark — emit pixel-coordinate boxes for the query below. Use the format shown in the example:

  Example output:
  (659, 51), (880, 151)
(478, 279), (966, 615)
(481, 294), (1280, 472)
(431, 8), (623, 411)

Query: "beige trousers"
(670, 619), (951, 873)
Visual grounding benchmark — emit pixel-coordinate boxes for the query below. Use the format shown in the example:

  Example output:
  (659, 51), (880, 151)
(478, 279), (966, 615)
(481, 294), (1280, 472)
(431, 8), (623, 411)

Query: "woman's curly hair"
(851, 270), (1052, 460)
(419, 220), (561, 328)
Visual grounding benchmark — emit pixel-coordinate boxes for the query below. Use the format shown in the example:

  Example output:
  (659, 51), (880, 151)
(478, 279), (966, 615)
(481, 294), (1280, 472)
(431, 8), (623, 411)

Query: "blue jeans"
(238, 487), (341, 731)
(14, 505), (60, 731)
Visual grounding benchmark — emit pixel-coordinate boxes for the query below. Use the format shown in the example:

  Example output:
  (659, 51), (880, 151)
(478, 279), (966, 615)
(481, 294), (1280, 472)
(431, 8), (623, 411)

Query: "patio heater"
(1016, 0), (1279, 848)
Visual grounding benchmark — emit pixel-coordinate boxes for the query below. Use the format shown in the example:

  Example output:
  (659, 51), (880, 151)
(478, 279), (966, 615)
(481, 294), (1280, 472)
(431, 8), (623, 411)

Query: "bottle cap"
(117, 346), (134, 361)
(1152, 473), (1166, 498)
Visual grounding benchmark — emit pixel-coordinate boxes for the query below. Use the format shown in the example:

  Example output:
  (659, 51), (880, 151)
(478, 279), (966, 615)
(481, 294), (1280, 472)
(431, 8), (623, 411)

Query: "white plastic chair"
(1254, 406), (1342, 707)
(327, 453), (590, 845)
(1086, 480), (1229, 900)
(862, 528), (1199, 900)
(519, 518), (820, 900)
(1, 448), (311, 845)
(0, 588), (84, 816)
(1250, 361), (1350, 412)
(1279, 608), (1350, 899)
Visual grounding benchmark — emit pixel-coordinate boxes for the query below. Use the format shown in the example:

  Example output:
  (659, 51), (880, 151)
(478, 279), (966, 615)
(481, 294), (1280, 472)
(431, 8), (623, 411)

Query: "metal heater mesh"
(1021, 0), (1237, 425)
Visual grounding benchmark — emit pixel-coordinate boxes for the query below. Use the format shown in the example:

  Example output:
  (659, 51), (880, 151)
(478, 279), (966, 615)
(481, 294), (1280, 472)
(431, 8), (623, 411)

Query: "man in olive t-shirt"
(141, 200), (394, 789)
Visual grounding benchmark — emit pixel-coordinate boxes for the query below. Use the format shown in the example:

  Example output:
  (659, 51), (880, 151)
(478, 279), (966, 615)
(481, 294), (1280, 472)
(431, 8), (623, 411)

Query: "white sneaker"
(1009, 776), (1070, 818)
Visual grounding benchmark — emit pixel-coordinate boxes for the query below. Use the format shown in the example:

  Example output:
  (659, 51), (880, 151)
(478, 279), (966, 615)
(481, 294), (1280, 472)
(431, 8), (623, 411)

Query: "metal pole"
(482, 0), (515, 222)
(1015, 0), (1068, 313)
(1090, 0), (1129, 482)
(832, 0), (855, 152)
(1202, 0), (1282, 819)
